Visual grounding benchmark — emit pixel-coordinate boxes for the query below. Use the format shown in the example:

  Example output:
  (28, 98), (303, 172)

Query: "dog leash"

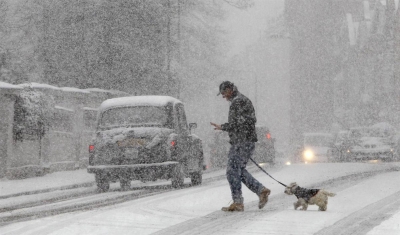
(249, 157), (287, 187)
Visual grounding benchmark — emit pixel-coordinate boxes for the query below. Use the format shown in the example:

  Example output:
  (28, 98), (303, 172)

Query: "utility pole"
(177, 0), (181, 99)
(394, 1), (400, 120)
(167, 0), (171, 82)
(42, 5), (50, 83)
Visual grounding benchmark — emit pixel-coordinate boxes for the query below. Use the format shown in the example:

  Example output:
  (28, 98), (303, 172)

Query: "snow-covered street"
(1, 162), (400, 234)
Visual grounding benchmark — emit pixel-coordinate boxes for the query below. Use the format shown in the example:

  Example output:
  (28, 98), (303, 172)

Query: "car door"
(174, 103), (197, 171)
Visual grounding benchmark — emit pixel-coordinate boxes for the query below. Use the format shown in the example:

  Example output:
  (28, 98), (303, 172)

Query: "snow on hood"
(100, 96), (182, 111)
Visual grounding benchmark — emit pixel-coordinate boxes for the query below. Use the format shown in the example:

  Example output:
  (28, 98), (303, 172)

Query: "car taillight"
(266, 133), (271, 139)
(171, 141), (176, 147)
(89, 145), (95, 153)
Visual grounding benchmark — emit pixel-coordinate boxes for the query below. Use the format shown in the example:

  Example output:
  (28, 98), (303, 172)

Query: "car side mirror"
(189, 123), (197, 134)
(189, 123), (197, 130)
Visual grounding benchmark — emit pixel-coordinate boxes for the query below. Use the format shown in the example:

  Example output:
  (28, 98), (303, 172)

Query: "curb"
(0, 181), (95, 200)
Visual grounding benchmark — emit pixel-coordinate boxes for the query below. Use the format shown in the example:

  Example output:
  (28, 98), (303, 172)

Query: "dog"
(284, 182), (336, 211)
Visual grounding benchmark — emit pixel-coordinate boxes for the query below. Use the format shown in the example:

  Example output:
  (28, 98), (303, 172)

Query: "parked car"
(295, 132), (334, 163)
(208, 125), (275, 168)
(87, 96), (205, 191)
(344, 125), (396, 161)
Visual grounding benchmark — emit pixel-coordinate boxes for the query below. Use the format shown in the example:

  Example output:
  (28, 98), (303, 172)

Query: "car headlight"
(303, 150), (314, 160)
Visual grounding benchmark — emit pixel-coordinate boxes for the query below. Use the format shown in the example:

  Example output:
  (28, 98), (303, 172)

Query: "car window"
(99, 106), (171, 128)
(175, 104), (188, 132)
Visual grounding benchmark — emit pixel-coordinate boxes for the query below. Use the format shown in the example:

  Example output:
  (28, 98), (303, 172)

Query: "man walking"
(211, 81), (271, 212)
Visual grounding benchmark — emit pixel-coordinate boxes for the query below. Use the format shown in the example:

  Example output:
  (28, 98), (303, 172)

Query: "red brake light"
(266, 133), (271, 139)
(89, 145), (95, 153)
(171, 141), (176, 147)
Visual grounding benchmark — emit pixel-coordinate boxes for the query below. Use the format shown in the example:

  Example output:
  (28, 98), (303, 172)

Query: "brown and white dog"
(284, 182), (336, 211)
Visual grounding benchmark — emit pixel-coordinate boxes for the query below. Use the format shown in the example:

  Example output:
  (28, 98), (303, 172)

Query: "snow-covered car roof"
(99, 96), (182, 111)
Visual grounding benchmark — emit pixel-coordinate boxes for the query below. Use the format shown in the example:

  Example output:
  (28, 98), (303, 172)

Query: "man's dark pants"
(226, 142), (264, 204)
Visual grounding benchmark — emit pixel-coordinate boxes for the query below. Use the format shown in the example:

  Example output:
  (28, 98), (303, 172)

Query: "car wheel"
(171, 163), (184, 188)
(190, 171), (202, 185)
(120, 178), (131, 191)
(95, 173), (110, 192)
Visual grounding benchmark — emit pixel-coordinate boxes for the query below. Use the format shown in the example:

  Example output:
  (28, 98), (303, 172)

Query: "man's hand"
(210, 122), (222, 130)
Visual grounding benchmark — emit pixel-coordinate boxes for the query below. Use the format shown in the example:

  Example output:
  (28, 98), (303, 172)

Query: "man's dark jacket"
(221, 90), (258, 144)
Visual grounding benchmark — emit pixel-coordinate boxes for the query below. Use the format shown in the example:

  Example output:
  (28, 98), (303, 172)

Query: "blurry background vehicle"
(295, 132), (334, 163)
(208, 125), (275, 168)
(344, 123), (397, 162)
(254, 126), (275, 165)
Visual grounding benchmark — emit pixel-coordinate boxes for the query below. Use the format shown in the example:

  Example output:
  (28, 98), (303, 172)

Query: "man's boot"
(221, 203), (244, 212)
(259, 187), (271, 209)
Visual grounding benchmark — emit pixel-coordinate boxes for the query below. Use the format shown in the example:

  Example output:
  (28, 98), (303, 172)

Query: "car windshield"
(304, 135), (333, 147)
(100, 106), (170, 128)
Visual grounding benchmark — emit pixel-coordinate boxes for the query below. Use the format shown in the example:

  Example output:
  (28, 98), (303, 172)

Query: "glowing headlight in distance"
(285, 161), (291, 165)
(303, 150), (314, 160)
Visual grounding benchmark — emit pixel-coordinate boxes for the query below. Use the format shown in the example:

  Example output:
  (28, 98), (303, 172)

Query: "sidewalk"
(0, 169), (94, 199)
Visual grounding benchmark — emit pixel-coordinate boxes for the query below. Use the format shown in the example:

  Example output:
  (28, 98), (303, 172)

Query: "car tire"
(95, 173), (110, 192)
(171, 163), (184, 188)
(190, 171), (202, 185)
(120, 178), (131, 191)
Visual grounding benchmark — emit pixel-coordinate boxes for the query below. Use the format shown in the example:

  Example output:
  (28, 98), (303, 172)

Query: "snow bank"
(0, 81), (22, 89)
(61, 87), (91, 94)
(19, 82), (61, 90)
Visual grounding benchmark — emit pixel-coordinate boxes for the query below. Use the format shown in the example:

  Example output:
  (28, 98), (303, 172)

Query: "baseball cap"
(217, 81), (234, 96)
